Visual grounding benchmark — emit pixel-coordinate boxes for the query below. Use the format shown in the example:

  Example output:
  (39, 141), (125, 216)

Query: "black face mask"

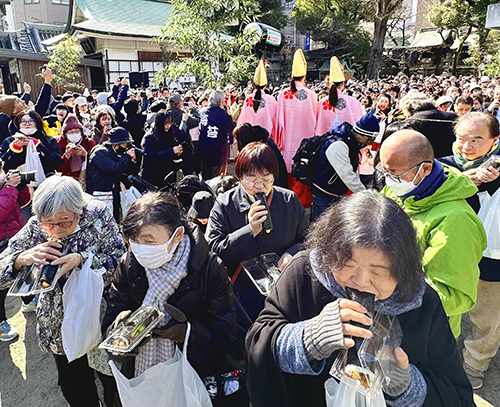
(116, 146), (127, 155)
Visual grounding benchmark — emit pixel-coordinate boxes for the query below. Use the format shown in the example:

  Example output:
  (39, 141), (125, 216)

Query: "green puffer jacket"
(382, 164), (486, 337)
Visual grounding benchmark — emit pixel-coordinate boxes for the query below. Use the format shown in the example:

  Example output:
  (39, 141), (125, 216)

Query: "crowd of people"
(0, 48), (498, 407)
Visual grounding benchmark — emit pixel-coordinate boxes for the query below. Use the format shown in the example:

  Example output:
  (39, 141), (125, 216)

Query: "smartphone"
(39, 65), (46, 73)
(480, 155), (500, 170)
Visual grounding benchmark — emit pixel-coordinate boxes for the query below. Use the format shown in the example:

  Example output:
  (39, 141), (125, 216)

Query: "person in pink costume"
(237, 60), (278, 137)
(315, 57), (364, 135)
(274, 49), (317, 173)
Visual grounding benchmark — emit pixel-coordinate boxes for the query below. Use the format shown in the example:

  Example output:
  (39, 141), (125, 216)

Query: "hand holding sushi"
(13, 241), (63, 270)
(51, 253), (83, 277)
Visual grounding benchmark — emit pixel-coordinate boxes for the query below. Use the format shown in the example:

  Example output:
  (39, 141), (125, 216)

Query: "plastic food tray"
(241, 253), (281, 296)
(8, 263), (62, 297)
(99, 306), (164, 354)
(330, 311), (402, 399)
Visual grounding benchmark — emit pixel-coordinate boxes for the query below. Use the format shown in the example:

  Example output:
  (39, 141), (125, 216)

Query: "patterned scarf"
(453, 141), (500, 171)
(134, 235), (191, 376)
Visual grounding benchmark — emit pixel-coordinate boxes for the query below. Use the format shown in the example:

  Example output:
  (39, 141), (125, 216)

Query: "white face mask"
(385, 164), (424, 197)
(130, 226), (183, 269)
(20, 127), (37, 136)
(67, 133), (82, 144)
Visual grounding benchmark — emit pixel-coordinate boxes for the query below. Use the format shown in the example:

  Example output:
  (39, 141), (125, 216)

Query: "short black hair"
(235, 142), (279, 180)
(305, 190), (424, 302)
(122, 191), (187, 240)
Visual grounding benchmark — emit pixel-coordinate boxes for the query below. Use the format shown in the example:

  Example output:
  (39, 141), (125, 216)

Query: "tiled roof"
(72, 0), (172, 37)
(410, 29), (451, 48)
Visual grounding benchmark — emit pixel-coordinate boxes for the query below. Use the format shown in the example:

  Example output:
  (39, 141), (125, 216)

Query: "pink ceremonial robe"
(237, 90), (278, 136)
(274, 82), (317, 172)
(314, 90), (365, 136)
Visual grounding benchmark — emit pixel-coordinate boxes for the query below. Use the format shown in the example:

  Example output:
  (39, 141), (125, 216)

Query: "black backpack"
(291, 131), (335, 186)
(175, 175), (216, 209)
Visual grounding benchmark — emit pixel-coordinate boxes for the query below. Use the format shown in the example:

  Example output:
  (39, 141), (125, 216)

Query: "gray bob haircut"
(32, 175), (91, 219)
(209, 90), (225, 109)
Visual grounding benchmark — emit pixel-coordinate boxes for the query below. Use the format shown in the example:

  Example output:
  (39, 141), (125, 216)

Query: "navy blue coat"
(0, 131), (62, 175)
(199, 107), (235, 167)
(140, 125), (191, 188)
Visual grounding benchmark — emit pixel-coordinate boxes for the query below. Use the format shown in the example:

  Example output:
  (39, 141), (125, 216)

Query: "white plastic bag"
(325, 378), (386, 407)
(25, 139), (46, 186)
(477, 189), (500, 259)
(120, 186), (142, 218)
(61, 253), (106, 362)
(110, 322), (212, 407)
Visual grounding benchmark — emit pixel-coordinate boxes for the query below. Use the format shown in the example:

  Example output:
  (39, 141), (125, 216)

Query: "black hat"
(108, 127), (132, 145)
(188, 191), (215, 219)
(62, 94), (74, 103)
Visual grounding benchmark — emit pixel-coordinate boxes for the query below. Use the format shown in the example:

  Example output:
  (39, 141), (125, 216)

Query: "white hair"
(209, 90), (225, 109)
(32, 175), (91, 219)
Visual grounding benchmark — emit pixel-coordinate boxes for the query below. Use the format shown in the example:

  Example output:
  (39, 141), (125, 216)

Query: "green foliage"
(290, 0), (374, 61)
(46, 36), (84, 92)
(483, 50), (500, 78)
(155, 0), (260, 88)
(258, 0), (288, 29)
(428, 0), (496, 74)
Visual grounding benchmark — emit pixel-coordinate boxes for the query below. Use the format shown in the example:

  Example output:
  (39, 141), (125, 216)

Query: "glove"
(302, 299), (345, 361)
(152, 304), (188, 342)
(383, 363), (411, 397)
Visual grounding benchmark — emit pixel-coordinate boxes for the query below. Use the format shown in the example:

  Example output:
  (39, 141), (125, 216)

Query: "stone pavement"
(0, 296), (498, 406)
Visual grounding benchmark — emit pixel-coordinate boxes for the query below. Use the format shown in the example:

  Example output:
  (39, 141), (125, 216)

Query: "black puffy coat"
(140, 124), (192, 188)
(407, 104), (458, 158)
(103, 225), (237, 379)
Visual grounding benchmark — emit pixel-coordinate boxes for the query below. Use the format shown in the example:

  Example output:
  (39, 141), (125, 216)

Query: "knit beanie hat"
(0, 96), (17, 117)
(353, 114), (380, 139)
(62, 114), (83, 133)
(108, 126), (132, 145)
(96, 92), (111, 106)
(62, 94), (75, 104)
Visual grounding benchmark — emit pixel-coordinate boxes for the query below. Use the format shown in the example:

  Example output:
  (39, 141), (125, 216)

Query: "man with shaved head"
(378, 129), (486, 338)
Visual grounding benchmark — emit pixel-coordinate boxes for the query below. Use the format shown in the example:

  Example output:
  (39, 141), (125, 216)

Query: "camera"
(39, 65), (47, 73)
(8, 169), (37, 190)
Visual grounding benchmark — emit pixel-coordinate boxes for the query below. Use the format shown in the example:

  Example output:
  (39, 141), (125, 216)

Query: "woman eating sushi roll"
(246, 190), (475, 407)
(0, 175), (125, 407)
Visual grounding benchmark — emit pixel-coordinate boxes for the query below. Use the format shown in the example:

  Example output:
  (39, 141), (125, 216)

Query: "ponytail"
(253, 86), (263, 113)
(290, 75), (305, 93)
(328, 83), (339, 108)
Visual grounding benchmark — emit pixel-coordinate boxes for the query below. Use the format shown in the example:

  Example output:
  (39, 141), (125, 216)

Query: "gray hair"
(32, 175), (91, 219)
(209, 90), (225, 109)
(399, 90), (434, 116)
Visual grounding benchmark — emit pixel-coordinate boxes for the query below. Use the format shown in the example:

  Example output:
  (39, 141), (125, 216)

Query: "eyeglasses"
(19, 119), (36, 127)
(40, 214), (78, 230)
(242, 176), (274, 187)
(375, 161), (431, 183)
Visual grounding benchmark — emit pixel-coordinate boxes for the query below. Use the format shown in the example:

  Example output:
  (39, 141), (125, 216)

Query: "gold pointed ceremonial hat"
(292, 49), (307, 77)
(330, 56), (345, 83)
(254, 59), (267, 87)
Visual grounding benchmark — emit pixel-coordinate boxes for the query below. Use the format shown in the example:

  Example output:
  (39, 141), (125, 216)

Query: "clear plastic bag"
(330, 311), (402, 399)
(325, 378), (386, 407)
(241, 253), (281, 296)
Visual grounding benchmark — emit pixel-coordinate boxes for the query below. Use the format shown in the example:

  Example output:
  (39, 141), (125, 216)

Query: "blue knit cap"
(353, 113), (380, 139)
